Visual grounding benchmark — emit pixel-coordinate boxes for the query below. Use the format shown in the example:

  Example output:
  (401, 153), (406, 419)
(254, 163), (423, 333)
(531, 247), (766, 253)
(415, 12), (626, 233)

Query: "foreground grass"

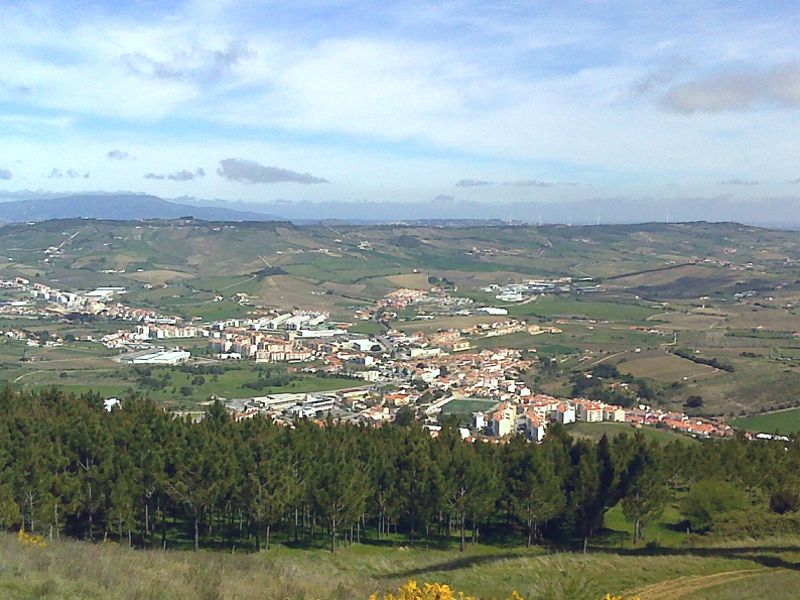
(2, 533), (799, 600)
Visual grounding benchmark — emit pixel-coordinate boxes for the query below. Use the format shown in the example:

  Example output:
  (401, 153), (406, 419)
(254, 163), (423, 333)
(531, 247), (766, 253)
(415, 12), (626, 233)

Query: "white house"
(554, 402), (576, 425)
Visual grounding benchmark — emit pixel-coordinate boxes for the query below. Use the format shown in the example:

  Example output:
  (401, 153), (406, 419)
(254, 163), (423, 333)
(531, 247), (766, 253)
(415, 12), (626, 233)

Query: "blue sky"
(1, 0), (799, 204)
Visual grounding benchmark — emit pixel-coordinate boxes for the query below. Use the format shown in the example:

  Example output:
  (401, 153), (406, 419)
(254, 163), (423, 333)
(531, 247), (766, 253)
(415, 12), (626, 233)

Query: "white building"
(126, 350), (191, 365)
(472, 411), (486, 431)
(553, 402), (576, 425)
(576, 402), (603, 423)
(488, 403), (514, 437)
(477, 307), (509, 316)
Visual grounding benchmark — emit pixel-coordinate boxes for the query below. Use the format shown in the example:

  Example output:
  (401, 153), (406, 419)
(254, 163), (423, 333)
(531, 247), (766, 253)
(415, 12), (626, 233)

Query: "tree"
(681, 479), (748, 533)
(444, 439), (496, 551)
(246, 420), (294, 550)
(0, 483), (20, 530)
(510, 441), (565, 547)
(615, 436), (667, 544)
(622, 469), (666, 544)
(567, 441), (604, 553)
(684, 396), (704, 409)
(311, 427), (371, 552)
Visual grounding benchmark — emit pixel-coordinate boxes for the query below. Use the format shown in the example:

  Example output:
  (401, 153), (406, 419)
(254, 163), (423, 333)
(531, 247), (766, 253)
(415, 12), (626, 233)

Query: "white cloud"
(661, 63), (800, 113)
(217, 159), (327, 184)
(144, 168), (205, 181)
(719, 179), (759, 186)
(1, 1), (800, 201)
(107, 150), (133, 160)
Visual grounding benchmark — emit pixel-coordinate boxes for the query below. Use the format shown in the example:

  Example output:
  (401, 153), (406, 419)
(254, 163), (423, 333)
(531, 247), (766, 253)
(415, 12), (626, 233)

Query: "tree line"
(1, 388), (798, 553)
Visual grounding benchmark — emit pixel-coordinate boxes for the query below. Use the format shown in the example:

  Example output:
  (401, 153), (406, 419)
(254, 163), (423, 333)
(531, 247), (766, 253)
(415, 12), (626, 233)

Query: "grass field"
(507, 298), (659, 323)
(564, 422), (696, 444)
(732, 408), (800, 434)
(441, 398), (498, 415)
(2, 531), (799, 600)
(617, 352), (718, 383)
(0, 351), (359, 407)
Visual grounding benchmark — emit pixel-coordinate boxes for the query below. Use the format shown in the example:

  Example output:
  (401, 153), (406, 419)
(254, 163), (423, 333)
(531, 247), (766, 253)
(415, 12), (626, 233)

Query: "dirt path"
(584, 351), (627, 367)
(629, 567), (770, 599)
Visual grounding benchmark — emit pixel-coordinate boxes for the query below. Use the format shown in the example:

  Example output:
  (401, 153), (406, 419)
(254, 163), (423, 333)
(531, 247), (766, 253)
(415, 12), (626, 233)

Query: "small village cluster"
(0, 277), (178, 324)
(221, 344), (733, 441)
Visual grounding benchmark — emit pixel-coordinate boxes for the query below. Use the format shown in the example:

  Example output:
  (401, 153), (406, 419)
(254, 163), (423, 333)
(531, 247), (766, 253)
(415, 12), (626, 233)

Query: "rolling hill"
(0, 194), (279, 223)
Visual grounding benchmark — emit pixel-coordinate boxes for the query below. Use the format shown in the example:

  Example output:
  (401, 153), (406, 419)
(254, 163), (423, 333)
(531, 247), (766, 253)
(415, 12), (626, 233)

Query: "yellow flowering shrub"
(370, 582), (637, 600)
(17, 527), (47, 548)
(369, 580), (523, 600)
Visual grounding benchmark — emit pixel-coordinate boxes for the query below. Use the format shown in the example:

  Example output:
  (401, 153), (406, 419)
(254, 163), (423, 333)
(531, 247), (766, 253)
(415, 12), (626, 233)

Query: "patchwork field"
(508, 298), (660, 323)
(4, 220), (800, 415)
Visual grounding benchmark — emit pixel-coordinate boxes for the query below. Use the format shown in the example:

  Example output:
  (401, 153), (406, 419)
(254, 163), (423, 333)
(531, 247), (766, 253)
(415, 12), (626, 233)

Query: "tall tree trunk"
(460, 512), (465, 552)
(161, 514), (167, 550)
(194, 516), (200, 552)
(266, 523), (271, 551)
(330, 516), (336, 553)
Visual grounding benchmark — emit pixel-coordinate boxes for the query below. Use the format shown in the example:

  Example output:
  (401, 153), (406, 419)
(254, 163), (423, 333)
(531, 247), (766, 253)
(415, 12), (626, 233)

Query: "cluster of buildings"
(0, 277), (180, 326)
(4, 275), (735, 442)
(380, 287), (473, 314)
(472, 393), (731, 442)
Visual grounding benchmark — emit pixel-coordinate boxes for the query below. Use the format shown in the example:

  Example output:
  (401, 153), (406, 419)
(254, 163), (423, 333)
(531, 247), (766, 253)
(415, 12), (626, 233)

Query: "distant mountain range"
(0, 194), (279, 223)
(1, 192), (799, 228)
(182, 195), (800, 228)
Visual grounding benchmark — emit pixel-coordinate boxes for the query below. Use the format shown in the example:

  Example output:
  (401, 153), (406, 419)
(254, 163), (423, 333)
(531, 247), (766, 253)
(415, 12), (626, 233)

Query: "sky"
(1, 0), (799, 207)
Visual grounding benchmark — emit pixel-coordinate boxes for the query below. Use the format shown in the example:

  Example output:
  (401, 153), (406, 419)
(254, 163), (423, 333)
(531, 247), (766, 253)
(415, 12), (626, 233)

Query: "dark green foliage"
(673, 348), (735, 372)
(684, 395), (704, 409)
(591, 364), (620, 379)
(770, 490), (800, 515)
(1, 387), (799, 553)
(681, 480), (748, 532)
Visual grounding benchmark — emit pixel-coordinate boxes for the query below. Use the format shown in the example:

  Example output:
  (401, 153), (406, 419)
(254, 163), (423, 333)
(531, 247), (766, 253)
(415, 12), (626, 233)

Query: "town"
(0, 275), (732, 442)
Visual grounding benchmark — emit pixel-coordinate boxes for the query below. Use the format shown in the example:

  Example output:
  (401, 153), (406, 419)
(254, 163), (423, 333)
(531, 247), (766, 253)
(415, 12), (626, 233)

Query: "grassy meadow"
(563, 422), (697, 445)
(732, 409), (800, 435)
(3, 531), (800, 600)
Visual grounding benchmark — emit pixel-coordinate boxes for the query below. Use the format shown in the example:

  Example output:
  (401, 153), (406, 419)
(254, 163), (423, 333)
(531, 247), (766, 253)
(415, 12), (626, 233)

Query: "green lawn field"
(564, 421), (697, 444)
(732, 409), (800, 434)
(441, 398), (498, 415)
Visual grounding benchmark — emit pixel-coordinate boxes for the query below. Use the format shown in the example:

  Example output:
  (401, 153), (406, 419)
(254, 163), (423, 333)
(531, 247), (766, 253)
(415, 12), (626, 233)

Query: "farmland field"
(507, 297), (660, 322)
(4, 220), (800, 415)
(617, 352), (719, 382)
(732, 409), (800, 434)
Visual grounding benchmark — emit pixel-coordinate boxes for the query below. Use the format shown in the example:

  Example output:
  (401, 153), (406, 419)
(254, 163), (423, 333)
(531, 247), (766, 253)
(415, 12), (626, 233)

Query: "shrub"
(369, 581), (524, 600)
(681, 480), (748, 532)
(770, 490), (800, 515)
